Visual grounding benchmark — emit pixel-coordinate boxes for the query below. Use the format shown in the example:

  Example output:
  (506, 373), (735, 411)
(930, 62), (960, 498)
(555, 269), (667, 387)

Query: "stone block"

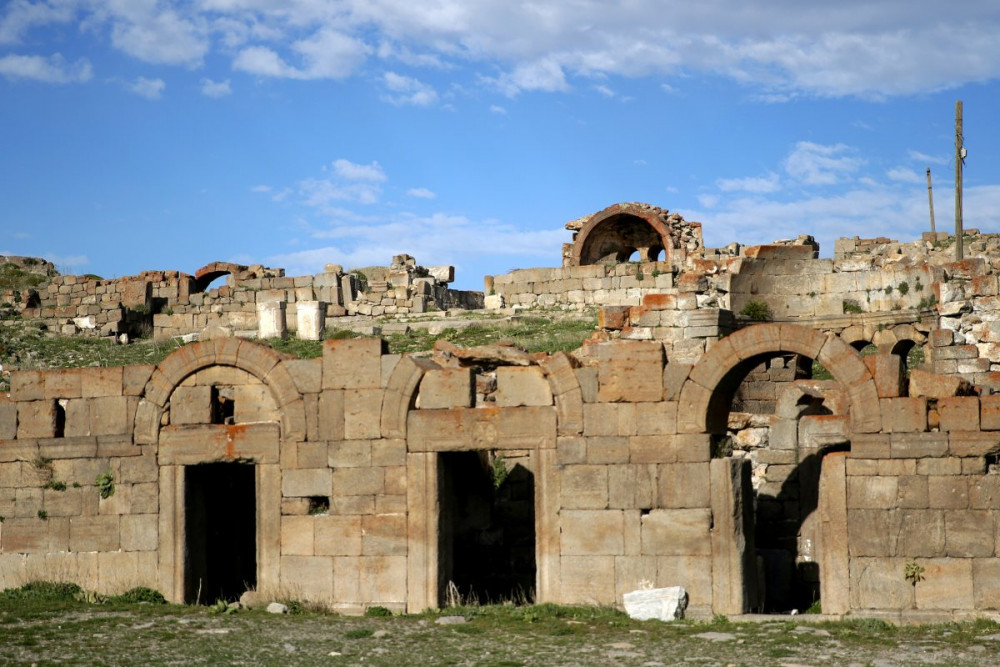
(495, 366), (553, 407)
(897, 476), (929, 509)
(333, 467), (383, 496)
(282, 468), (331, 498)
(17, 401), (56, 439)
(44, 369), (83, 399)
(864, 354), (904, 398)
(281, 515), (315, 556)
(90, 396), (129, 436)
(120, 514), (158, 551)
(418, 368), (474, 409)
(407, 406), (556, 451)
(10, 370), (44, 401)
(560, 465), (609, 509)
(973, 559), (1000, 608)
(169, 385), (212, 425)
(915, 558), (974, 609)
(556, 436), (587, 464)
(81, 366), (124, 398)
(847, 476), (897, 509)
(234, 385), (279, 423)
(561, 510), (624, 555)
(361, 514), (406, 556)
(657, 463), (710, 509)
(938, 397), (980, 432)
(596, 341), (664, 402)
(586, 436), (629, 464)
(944, 510), (995, 557)
(344, 389), (383, 440)
(640, 508), (711, 556)
(608, 464), (657, 510)
(970, 476), (1000, 509)
(623, 586), (687, 621)
(70, 515), (120, 552)
(890, 433), (948, 459)
(318, 390), (345, 441)
(909, 368), (972, 398)
(928, 475), (968, 509)
(323, 338), (385, 390)
(560, 555), (617, 605)
(881, 397), (927, 433)
(849, 557), (914, 609)
(949, 431), (1000, 457)
(629, 435), (675, 464)
(635, 402), (677, 436)
(847, 509), (901, 557)
(280, 555), (334, 600)
(63, 399), (91, 437)
(314, 515), (362, 556)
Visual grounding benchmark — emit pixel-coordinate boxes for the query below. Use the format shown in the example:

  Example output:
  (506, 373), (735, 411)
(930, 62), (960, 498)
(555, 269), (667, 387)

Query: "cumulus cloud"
(332, 159), (386, 182)
(407, 187), (436, 199)
(0, 53), (92, 83)
(201, 78), (232, 97)
(128, 76), (165, 99)
(233, 29), (369, 80)
(717, 172), (781, 194)
(382, 71), (438, 106)
(784, 142), (863, 185)
(7, 2), (1000, 98)
(886, 166), (923, 184)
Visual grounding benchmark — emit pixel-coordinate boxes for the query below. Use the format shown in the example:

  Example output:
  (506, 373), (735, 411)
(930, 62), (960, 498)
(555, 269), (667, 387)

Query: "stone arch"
(839, 324), (871, 351)
(678, 323), (880, 436)
(571, 203), (673, 267)
(133, 338), (305, 444)
(192, 261), (246, 293)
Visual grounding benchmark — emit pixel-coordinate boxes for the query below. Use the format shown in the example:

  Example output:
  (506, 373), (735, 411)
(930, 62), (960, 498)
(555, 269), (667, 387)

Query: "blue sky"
(3, 2), (1000, 291)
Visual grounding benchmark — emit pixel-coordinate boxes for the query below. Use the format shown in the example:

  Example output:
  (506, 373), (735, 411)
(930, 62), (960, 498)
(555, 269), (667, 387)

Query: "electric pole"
(955, 100), (964, 261)
(926, 167), (936, 236)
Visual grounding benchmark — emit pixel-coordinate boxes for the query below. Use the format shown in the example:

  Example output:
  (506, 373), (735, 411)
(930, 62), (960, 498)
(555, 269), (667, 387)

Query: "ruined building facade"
(2, 202), (1000, 622)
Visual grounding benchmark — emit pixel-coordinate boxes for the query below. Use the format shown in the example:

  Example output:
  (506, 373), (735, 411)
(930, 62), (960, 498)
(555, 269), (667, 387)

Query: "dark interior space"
(438, 451), (536, 605)
(184, 462), (256, 604)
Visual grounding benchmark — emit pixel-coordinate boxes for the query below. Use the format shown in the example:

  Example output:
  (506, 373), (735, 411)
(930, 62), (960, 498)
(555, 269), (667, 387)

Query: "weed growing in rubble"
(739, 300), (772, 321)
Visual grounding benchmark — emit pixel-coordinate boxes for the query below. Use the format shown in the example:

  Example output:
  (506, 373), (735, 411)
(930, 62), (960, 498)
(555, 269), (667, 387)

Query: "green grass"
(262, 315), (597, 359)
(1, 587), (999, 666)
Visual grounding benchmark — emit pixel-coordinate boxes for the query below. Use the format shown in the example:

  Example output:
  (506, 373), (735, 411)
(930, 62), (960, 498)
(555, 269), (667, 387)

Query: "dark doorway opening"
(438, 451), (536, 605)
(184, 462), (256, 604)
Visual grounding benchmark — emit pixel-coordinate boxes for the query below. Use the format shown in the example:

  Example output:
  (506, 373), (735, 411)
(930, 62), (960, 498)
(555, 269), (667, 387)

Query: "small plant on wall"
(904, 561), (925, 586)
(96, 470), (115, 500)
(740, 300), (772, 321)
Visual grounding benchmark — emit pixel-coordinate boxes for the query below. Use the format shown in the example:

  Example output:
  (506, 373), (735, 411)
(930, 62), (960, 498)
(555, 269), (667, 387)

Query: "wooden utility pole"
(955, 100), (964, 260)
(926, 167), (936, 236)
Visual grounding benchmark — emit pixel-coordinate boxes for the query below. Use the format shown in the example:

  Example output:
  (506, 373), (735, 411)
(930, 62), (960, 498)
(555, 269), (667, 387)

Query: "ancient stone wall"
(0, 326), (998, 621)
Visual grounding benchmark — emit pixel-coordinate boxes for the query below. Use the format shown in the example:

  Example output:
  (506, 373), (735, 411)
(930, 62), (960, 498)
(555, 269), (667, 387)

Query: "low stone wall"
(487, 261), (675, 309)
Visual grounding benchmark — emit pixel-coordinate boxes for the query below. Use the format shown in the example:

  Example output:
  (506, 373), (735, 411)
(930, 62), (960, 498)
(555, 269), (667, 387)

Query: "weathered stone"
(622, 586), (688, 621)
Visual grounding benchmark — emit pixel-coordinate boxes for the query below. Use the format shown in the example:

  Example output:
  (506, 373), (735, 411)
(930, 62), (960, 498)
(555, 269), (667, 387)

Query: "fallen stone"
(266, 602), (289, 614)
(623, 586), (688, 621)
(693, 632), (737, 641)
(435, 615), (467, 625)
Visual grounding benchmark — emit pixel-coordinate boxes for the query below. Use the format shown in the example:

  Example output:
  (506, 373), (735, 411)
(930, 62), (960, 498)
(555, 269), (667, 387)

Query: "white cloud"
(45, 253), (88, 270)
(491, 58), (569, 96)
(407, 187), (436, 199)
(251, 185), (271, 193)
(595, 84), (615, 98)
(233, 29), (369, 80)
(886, 166), (922, 184)
(0, 53), (92, 83)
(7, 2), (1000, 99)
(717, 172), (781, 193)
(382, 71), (438, 106)
(107, 7), (208, 67)
(0, 0), (76, 45)
(201, 78), (232, 97)
(909, 150), (949, 166)
(332, 159), (386, 182)
(783, 142), (863, 185)
(268, 211), (565, 277)
(128, 76), (165, 99)
(489, 104), (507, 115)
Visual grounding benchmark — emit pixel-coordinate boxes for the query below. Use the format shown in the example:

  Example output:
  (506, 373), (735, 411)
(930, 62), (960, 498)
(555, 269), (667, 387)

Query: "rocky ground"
(3, 595), (1000, 666)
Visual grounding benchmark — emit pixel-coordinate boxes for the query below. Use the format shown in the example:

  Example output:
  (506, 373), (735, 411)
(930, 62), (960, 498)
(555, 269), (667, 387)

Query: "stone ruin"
(4, 202), (1000, 622)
